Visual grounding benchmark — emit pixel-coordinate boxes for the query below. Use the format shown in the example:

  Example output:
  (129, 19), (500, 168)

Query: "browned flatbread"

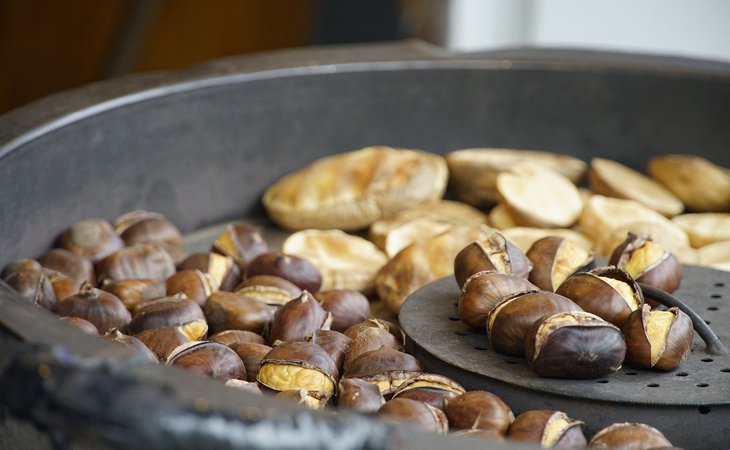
(262, 146), (448, 231)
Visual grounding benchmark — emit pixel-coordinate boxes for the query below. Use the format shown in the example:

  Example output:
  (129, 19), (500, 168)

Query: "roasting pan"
(0, 40), (729, 449)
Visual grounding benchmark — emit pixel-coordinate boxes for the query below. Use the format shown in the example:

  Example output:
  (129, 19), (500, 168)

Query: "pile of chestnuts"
(3, 210), (683, 448)
(456, 229), (694, 379)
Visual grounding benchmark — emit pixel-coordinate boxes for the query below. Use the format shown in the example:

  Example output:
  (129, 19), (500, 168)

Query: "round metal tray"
(400, 266), (730, 450)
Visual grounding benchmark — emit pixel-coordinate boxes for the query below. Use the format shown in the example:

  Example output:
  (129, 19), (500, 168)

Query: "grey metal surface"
(400, 269), (730, 449)
(0, 41), (729, 448)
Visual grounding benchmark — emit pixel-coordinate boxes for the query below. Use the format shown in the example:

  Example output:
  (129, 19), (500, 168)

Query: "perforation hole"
(625, 372), (638, 376)
(647, 383), (660, 388)
(721, 368), (730, 373)
(707, 306), (718, 311)
(714, 282), (725, 287)
(474, 346), (488, 351)
(676, 372), (689, 377)
(699, 406), (711, 414)
(596, 379), (609, 384)
(697, 383), (709, 388)
(701, 358), (714, 363)
(448, 316), (460, 321)
(711, 294), (722, 299)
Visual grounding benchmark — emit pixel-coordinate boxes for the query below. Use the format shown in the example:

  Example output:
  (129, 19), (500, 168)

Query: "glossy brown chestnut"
(621, 304), (693, 371)
(96, 243), (176, 282)
(235, 279), (301, 307)
(178, 252), (242, 291)
(268, 291), (330, 344)
(306, 329), (352, 373)
(59, 316), (98, 335)
(588, 422), (672, 449)
(3, 269), (57, 311)
(38, 248), (95, 289)
(391, 373), (465, 410)
(228, 342), (272, 382)
(343, 326), (401, 372)
(443, 390), (514, 435)
(104, 329), (158, 363)
(343, 318), (406, 346)
(100, 278), (166, 311)
(246, 252), (322, 293)
(127, 295), (205, 335)
(337, 378), (385, 414)
(209, 329), (265, 346)
(525, 311), (626, 379)
(57, 284), (130, 334)
(135, 319), (208, 361)
(526, 236), (594, 291)
(57, 218), (124, 262)
(507, 410), (587, 448)
(203, 291), (275, 335)
(166, 269), (218, 306)
(453, 232), (532, 288)
(486, 290), (581, 356)
(342, 346), (423, 396)
(458, 270), (538, 328)
(257, 341), (339, 397)
(314, 289), (370, 333)
(211, 223), (268, 271)
(556, 266), (644, 327)
(114, 210), (184, 262)
(377, 398), (448, 434)
(166, 341), (247, 382)
(609, 232), (682, 294)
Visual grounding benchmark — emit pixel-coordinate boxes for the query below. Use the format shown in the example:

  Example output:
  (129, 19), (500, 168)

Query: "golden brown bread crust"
(262, 146), (448, 231)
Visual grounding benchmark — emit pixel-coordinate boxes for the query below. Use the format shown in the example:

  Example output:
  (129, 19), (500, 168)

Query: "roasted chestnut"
(609, 232), (682, 294)
(556, 266), (644, 327)
(306, 329), (352, 373)
(211, 223), (268, 271)
(458, 270), (537, 328)
(268, 291), (330, 344)
(377, 398), (448, 434)
(203, 291), (275, 335)
(342, 345), (422, 396)
(57, 218), (124, 262)
(57, 284), (130, 334)
(343, 318), (406, 346)
(135, 319), (208, 361)
(453, 232), (532, 288)
(178, 252), (242, 291)
(314, 289), (370, 333)
(59, 316), (98, 335)
(96, 243), (176, 282)
(526, 236), (594, 291)
(38, 248), (95, 289)
(343, 326), (402, 372)
(525, 311), (626, 379)
(3, 268), (57, 311)
(507, 410), (586, 448)
(166, 341), (247, 382)
(166, 269), (218, 305)
(621, 304), (693, 371)
(246, 252), (322, 293)
(104, 329), (158, 363)
(209, 329), (265, 346)
(228, 341), (272, 382)
(257, 341), (339, 397)
(337, 378), (385, 414)
(588, 422), (672, 449)
(391, 373), (465, 410)
(443, 390), (514, 435)
(127, 295), (205, 335)
(235, 275), (301, 307)
(487, 290), (581, 356)
(100, 278), (166, 311)
(275, 389), (329, 410)
(114, 210), (184, 262)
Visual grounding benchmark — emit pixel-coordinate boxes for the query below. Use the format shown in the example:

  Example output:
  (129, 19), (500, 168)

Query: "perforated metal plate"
(399, 266), (730, 449)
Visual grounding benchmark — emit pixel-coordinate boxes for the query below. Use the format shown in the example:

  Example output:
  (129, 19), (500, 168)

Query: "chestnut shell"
(458, 270), (537, 328)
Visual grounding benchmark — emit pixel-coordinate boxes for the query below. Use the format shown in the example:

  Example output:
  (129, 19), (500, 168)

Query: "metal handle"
(639, 283), (729, 356)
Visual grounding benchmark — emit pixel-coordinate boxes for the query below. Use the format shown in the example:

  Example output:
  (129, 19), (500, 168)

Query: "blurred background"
(1, 0), (729, 115)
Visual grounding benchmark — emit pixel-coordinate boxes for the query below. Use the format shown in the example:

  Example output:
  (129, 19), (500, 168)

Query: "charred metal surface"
(400, 266), (730, 449)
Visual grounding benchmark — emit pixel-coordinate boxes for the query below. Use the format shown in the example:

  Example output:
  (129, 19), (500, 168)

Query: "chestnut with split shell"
(166, 269), (218, 306)
(135, 319), (208, 361)
(525, 311), (626, 379)
(453, 231), (532, 288)
(337, 378), (385, 414)
(621, 304), (693, 371)
(268, 291), (330, 344)
(609, 232), (682, 293)
(458, 270), (537, 328)
(443, 390), (514, 435)
(211, 223), (268, 271)
(391, 373), (465, 410)
(256, 341), (339, 397)
(377, 398), (448, 434)
(526, 236), (594, 292)
(507, 410), (587, 448)
(166, 340), (247, 382)
(342, 345), (422, 396)
(178, 252), (242, 292)
(203, 291), (275, 335)
(127, 294), (205, 335)
(556, 266), (643, 327)
(588, 422), (672, 449)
